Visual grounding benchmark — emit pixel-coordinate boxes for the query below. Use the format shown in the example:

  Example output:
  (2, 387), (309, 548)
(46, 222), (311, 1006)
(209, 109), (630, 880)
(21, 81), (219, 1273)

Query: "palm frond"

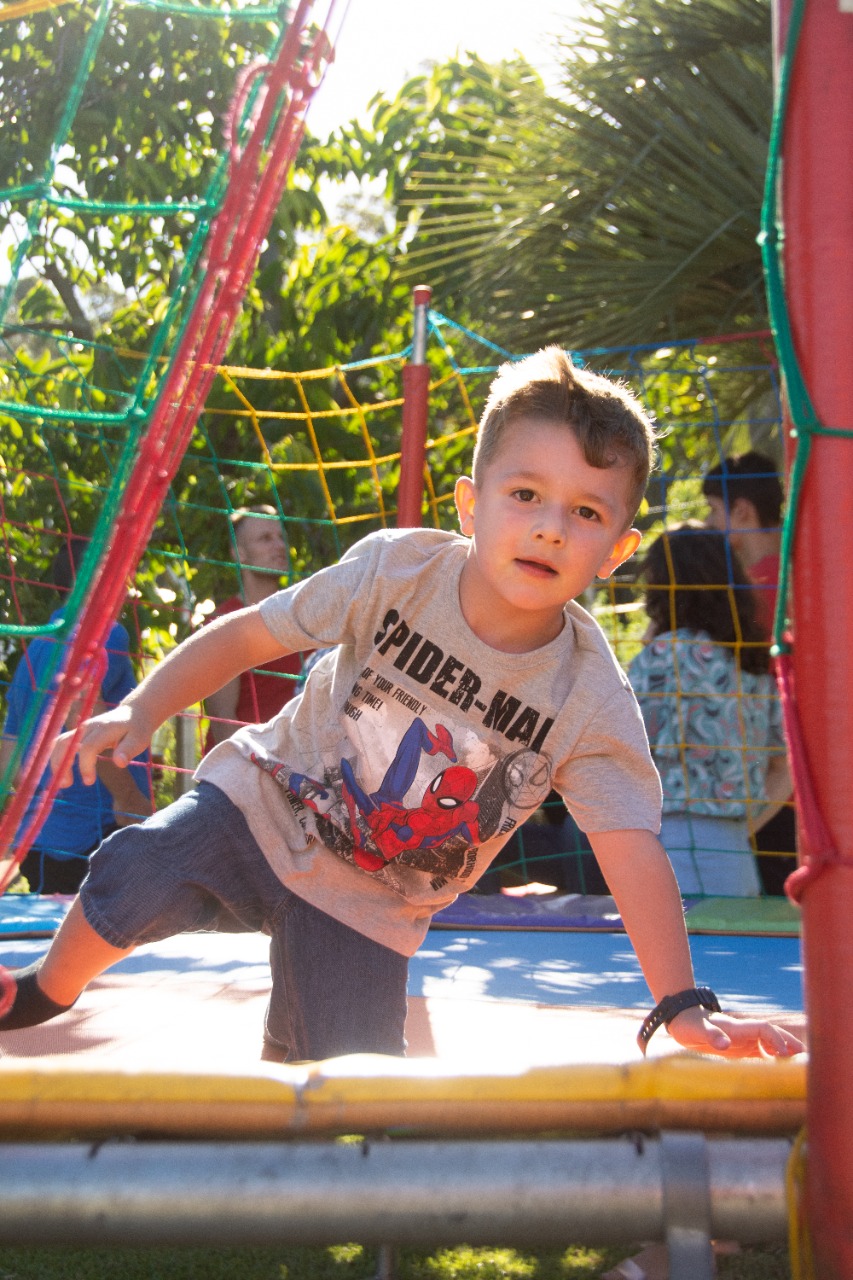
(396, 0), (772, 350)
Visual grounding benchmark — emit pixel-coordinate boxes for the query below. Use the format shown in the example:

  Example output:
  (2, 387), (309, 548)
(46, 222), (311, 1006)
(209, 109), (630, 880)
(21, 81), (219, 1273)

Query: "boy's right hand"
(665, 1005), (805, 1058)
(51, 704), (151, 789)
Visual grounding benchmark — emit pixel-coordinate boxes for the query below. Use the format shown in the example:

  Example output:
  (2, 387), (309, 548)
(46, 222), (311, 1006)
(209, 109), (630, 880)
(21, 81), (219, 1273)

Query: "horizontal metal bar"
(0, 1136), (791, 1248)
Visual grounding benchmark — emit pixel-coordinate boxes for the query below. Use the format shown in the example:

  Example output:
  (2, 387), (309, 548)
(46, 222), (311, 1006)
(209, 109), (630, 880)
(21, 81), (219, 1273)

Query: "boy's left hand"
(664, 1005), (805, 1058)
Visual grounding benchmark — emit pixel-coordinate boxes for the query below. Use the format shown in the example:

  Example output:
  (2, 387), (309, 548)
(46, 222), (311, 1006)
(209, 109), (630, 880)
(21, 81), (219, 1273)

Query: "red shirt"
(202, 595), (307, 754)
(748, 553), (780, 641)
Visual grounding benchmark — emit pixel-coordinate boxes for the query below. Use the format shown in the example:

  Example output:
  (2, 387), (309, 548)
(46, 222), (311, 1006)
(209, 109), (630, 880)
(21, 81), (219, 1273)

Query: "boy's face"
(454, 418), (641, 651)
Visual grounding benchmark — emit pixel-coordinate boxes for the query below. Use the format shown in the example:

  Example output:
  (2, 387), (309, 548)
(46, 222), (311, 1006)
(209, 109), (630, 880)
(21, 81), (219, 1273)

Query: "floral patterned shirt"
(627, 628), (785, 819)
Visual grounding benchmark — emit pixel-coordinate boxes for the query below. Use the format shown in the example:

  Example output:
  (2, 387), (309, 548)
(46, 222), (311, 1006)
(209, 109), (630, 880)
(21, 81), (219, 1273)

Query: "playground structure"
(769, 2), (853, 1276)
(1, 0), (851, 1274)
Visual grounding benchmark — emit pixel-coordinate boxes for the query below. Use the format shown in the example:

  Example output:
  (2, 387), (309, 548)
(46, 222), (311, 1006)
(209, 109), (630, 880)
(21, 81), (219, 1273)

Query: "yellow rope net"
(1, 327), (794, 905)
(0, 0), (75, 21)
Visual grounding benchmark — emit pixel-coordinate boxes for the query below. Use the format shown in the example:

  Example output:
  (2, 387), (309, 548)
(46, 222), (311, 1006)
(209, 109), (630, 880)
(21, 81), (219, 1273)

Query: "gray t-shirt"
(196, 528), (661, 954)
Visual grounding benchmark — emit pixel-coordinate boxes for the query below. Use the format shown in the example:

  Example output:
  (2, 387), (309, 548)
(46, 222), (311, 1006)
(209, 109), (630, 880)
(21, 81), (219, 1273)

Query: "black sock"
(0, 962), (76, 1030)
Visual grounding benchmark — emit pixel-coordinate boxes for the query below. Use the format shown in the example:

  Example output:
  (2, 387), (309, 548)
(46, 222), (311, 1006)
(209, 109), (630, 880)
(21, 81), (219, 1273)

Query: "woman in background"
(628, 522), (791, 897)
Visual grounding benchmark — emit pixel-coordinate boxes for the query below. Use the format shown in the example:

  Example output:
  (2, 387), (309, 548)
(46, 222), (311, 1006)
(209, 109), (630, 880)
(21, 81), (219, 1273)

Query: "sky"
(305, 0), (574, 137)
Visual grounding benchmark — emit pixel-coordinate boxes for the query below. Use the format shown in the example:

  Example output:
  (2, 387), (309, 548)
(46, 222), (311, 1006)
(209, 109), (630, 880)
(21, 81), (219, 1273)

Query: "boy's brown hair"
(473, 346), (658, 522)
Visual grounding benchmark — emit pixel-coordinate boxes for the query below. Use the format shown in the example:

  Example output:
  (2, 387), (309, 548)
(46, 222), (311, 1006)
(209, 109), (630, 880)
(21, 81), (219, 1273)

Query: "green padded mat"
(684, 896), (801, 935)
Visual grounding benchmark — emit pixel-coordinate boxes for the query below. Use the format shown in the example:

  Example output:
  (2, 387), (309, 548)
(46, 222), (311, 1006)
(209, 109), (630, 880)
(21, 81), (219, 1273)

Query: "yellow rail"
(0, 1054), (806, 1139)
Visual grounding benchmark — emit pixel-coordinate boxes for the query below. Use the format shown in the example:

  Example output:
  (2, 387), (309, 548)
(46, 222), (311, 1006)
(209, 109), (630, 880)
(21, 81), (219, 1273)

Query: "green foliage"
(0, 324), (139, 679)
(0, 0), (428, 682)
(307, 57), (534, 224)
(383, 0), (772, 351)
(0, 1241), (793, 1278)
(0, 0), (782, 694)
(1, 3), (286, 341)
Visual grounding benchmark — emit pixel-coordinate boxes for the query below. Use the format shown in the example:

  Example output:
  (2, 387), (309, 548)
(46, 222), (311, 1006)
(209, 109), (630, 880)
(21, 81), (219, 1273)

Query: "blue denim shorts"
(80, 782), (408, 1060)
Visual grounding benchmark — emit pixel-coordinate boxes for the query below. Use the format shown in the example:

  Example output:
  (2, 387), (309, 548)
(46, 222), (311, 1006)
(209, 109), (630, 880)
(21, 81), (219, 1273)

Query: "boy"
(1, 349), (802, 1060)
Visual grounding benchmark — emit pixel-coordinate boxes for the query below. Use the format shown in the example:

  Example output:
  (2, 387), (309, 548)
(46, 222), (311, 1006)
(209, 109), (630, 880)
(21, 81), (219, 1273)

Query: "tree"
(1, 7), (518, 666)
(1, 3), (292, 334)
(0, 2), (420, 668)
(386, 0), (773, 352)
(0, 0), (779, 686)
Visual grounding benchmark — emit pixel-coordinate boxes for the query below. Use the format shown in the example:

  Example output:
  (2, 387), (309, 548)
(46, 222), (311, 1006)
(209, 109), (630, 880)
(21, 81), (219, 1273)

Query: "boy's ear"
(454, 476), (476, 536)
(596, 527), (642, 580)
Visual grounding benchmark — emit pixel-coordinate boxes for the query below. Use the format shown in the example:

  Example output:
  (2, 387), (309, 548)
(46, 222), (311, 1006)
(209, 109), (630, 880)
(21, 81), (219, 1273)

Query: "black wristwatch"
(637, 986), (721, 1055)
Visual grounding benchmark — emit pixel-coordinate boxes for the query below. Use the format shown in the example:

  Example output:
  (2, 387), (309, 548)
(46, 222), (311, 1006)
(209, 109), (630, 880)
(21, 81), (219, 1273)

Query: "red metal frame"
(397, 285), (433, 528)
(775, 0), (853, 1274)
(0, 0), (335, 891)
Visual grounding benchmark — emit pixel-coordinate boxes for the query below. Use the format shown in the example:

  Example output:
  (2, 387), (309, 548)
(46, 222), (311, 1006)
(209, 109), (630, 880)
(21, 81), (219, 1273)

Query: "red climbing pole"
(775, 0), (853, 1273)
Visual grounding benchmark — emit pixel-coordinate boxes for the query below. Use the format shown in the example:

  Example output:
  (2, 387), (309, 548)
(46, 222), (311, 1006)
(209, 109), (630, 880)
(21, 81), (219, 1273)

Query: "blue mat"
(410, 929), (803, 1015)
(0, 895), (803, 1015)
(0, 895), (69, 936)
(2, 891), (802, 938)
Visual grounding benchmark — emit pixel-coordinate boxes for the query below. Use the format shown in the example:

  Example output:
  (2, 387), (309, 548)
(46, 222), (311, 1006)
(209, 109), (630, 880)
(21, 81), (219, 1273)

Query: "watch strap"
(637, 986), (721, 1055)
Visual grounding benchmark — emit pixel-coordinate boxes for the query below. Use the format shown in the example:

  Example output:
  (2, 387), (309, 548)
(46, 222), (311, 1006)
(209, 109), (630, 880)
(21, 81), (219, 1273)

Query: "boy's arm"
(86, 697), (154, 824)
(53, 606), (287, 788)
(589, 828), (803, 1058)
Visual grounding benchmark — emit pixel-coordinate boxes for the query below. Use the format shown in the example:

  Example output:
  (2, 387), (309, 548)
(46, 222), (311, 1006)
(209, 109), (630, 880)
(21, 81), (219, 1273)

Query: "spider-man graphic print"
(256, 716), (485, 886)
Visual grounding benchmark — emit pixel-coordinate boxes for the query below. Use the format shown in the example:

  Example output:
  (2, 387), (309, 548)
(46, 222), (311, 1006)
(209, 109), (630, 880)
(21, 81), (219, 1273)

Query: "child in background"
(0, 350), (802, 1060)
(702, 450), (783, 640)
(629, 522), (791, 898)
(1, 536), (152, 894)
(703, 451), (796, 895)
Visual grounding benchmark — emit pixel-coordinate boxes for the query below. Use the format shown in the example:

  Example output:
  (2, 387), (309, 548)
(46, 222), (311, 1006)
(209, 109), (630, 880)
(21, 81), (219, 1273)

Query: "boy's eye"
(576, 506), (600, 521)
(512, 488), (536, 503)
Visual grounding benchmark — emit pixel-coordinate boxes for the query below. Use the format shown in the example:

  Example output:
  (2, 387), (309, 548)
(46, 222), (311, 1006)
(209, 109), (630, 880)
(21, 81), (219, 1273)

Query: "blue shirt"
(3, 613), (151, 858)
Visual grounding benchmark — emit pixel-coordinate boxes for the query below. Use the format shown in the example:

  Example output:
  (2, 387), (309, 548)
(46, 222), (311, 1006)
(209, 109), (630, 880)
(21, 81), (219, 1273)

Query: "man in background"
(203, 506), (308, 750)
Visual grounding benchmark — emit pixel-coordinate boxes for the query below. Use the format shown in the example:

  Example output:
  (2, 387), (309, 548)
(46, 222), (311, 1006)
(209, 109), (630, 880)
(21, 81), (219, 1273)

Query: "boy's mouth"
(515, 557), (558, 577)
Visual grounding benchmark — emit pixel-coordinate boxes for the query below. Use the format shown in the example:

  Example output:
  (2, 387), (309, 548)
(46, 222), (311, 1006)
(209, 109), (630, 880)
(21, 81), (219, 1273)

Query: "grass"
(0, 1241), (791, 1279)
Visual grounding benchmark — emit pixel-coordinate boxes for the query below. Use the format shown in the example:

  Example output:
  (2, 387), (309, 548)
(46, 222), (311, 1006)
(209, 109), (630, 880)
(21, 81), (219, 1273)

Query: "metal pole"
(773, 1), (853, 1275)
(660, 1132), (715, 1280)
(0, 1137), (791, 1248)
(173, 711), (198, 796)
(397, 285), (432, 528)
(374, 1243), (398, 1280)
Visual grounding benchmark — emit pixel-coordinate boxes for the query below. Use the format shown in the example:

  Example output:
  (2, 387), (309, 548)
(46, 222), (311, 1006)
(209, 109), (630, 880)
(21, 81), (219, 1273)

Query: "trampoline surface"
(0, 893), (803, 1073)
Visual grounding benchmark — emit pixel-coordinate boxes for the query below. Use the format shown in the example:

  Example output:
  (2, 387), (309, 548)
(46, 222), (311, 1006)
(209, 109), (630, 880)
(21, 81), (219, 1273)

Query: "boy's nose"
(534, 510), (566, 544)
